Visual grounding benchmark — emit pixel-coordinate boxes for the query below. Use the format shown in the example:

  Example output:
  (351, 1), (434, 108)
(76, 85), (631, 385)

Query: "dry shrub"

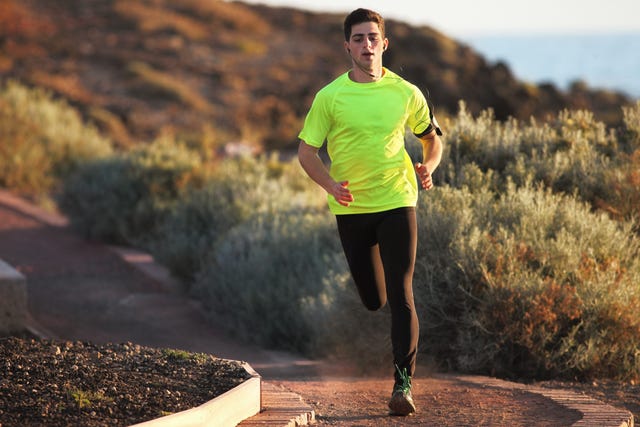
(620, 100), (640, 151)
(175, 0), (271, 35)
(0, 81), (112, 195)
(151, 156), (324, 283)
(114, 0), (209, 41)
(467, 273), (584, 379)
(0, 0), (56, 38)
(2, 40), (47, 61)
(239, 95), (301, 150)
(440, 103), (640, 248)
(593, 102), (640, 223)
(89, 107), (135, 149)
(234, 38), (267, 55)
(0, 54), (13, 72)
(0, 112), (54, 191)
(595, 155), (640, 223)
(606, 150), (640, 224)
(128, 61), (213, 112)
(193, 209), (345, 355)
(59, 135), (207, 244)
(29, 71), (100, 104)
(415, 180), (640, 381)
(568, 255), (640, 380)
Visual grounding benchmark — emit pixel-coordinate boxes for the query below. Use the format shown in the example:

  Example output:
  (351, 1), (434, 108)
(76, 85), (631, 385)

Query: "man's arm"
(414, 130), (443, 191)
(298, 140), (353, 206)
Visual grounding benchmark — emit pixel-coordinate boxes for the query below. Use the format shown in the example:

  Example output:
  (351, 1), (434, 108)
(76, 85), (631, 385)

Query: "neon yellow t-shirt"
(298, 68), (431, 215)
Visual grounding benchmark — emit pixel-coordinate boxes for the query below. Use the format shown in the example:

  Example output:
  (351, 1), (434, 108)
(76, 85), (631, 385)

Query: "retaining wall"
(0, 258), (27, 335)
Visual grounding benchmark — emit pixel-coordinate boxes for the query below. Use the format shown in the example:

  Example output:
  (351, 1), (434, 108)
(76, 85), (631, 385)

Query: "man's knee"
(362, 297), (386, 311)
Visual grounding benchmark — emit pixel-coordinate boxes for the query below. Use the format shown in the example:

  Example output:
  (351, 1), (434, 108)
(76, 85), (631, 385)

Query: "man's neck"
(349, 66), (385, 83)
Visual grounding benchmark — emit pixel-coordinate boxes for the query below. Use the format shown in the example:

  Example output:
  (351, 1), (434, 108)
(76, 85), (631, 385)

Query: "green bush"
(414, 180), (640, 380)
(181, 157), (639, 380)
(192, 208), (347, 355)
(0, 80), (112, 194)
(59, 136), (206, 244)
(141, 104), (640, 380)
(593, 102), (640, 224)
(443, 103), (616, 199)
(620, 100), (640, 153)
(149, 155), (325, 283)
(596, 150), (640, 224)
(150, 182), (244, 283)
(44, 96), (640, 381)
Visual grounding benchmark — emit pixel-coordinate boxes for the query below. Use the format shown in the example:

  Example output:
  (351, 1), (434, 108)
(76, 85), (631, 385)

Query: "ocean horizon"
(461, 32), (640, 99)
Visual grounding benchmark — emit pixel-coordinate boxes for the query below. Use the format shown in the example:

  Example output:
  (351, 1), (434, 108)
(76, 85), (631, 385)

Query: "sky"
(235, 0), (640, 38)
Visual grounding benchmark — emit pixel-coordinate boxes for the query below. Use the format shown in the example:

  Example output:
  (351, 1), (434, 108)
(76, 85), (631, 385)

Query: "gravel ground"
(0, 337), (252, 427)
(2, 335), (639, 427)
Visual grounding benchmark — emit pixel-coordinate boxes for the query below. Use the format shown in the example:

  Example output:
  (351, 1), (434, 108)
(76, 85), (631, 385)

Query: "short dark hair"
(343, 8), (385, 41)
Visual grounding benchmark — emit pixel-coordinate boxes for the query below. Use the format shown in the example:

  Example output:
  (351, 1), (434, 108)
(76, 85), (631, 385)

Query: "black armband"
(414, 113), (443, 137)
(414, 99), (443, 137)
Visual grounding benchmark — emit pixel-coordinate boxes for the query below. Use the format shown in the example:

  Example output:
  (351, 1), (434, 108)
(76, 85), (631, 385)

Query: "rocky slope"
(0, 0), (632, 151)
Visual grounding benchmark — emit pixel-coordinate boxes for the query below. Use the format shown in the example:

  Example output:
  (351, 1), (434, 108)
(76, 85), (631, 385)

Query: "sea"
(460, 32), (640, 99)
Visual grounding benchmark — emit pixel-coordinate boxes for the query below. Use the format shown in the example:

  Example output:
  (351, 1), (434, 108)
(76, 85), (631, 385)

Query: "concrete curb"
(457, 375), (634, 427)
(0, 258), (27, 335)
(0, 189), (68, 228)
(239, 382), (315, 426)
(130, 362), (261, 427)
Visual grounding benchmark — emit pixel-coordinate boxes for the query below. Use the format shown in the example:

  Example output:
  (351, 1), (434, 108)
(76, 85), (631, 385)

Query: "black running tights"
(335, 207), (419, 381)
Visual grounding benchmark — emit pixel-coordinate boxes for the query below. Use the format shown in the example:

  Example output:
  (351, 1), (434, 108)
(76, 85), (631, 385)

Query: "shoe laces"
(393, 364), (412, 394)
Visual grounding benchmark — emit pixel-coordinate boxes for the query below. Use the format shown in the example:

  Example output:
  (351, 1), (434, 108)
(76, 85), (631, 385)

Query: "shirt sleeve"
(298, 90), (331, 148)
(407, 86), (431, 137)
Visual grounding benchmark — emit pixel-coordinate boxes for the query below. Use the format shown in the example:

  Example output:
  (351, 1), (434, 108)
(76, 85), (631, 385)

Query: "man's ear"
(344, 41), (351, 54)
(383, 38), (389, 51)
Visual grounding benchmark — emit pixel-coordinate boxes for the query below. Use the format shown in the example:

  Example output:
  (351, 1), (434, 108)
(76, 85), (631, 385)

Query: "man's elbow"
(432, 137), (444, 161)
(434, 135), (444, 154)
(297, 140), (313, 165)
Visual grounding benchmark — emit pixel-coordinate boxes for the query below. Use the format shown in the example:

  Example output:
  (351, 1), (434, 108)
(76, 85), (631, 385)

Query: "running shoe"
(388, 365), (416, 416)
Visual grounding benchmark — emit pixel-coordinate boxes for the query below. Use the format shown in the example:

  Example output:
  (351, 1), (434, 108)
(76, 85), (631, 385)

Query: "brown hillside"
(0, 0), (632, 151)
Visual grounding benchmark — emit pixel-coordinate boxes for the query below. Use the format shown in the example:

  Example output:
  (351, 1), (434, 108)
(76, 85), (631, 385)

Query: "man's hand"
(299, 141), (354, 206)
(329, 180), (354, 206)
(414, 162), (433, 190)
(416, 128), (443, 191)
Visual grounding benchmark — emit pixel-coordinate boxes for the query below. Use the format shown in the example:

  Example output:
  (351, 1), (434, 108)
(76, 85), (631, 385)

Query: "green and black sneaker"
(388, 365), (416, 416)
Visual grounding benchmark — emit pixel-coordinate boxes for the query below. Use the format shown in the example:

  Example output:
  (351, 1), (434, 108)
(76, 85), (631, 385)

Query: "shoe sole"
(388, 394), (416, 416)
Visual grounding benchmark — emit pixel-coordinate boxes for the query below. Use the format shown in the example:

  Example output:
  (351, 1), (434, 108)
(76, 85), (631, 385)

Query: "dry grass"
(128, 61), (213, 113)
(176, 0), (271, 35)
(114, 0), (209, 41)
(89, 107), (135, 149)
(0, 0), (56, 38)
(29, 71), (101, 105)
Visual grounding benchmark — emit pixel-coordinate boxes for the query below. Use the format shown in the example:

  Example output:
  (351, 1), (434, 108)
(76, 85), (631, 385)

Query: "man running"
(297, 8), (443, 416)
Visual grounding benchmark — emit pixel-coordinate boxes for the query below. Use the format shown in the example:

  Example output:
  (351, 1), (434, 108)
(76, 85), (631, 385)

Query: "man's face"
(345, 21), (388, 69)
